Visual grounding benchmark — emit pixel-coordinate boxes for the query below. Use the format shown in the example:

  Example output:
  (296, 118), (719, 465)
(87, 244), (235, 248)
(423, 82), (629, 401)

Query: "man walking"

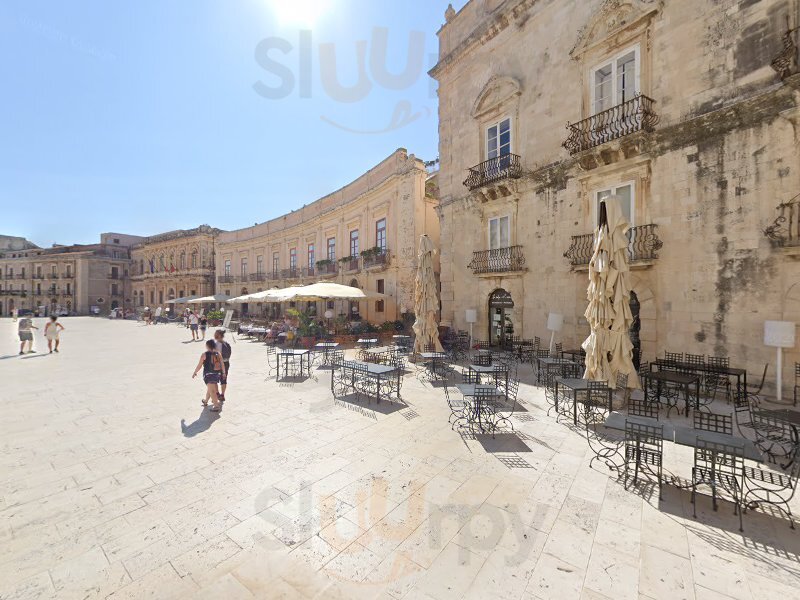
(18, 315), (37, 354)
(214, 329), (232, 402)
(188, 311), (199, 341)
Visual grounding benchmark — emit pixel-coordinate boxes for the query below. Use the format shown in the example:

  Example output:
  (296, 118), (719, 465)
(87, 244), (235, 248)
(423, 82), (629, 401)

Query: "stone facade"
(130, 225), (221, 309)
(431, 0), (800, 395)
(216, 149), (439, 323)
(0, 233), (140, 315)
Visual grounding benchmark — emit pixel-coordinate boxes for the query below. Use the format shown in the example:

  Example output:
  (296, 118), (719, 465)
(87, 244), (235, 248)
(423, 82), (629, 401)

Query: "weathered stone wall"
(433, 0), (800, 396)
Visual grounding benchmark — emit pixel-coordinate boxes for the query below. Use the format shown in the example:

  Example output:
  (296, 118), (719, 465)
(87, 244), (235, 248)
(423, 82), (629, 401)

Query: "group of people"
(185, 309), (208, 341)
(18, 315), (65, 355)
(192, 329), (232, 412)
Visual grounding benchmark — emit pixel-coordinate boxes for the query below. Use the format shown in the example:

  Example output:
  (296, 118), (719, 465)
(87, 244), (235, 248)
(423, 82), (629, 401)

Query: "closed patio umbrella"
(582, 197), (640, 389)
(413, 235), (443, 353)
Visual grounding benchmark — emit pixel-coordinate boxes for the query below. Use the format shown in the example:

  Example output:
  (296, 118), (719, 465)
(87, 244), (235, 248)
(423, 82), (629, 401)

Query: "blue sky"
(0, 0), (466, 247)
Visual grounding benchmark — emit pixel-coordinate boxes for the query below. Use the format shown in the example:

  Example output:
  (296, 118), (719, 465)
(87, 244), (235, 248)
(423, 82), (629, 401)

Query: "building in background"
(130, 225), (222, 310)
(216, 149), (439, 322)
(431, 0), (800, 393)
(0, 233), (141, 316)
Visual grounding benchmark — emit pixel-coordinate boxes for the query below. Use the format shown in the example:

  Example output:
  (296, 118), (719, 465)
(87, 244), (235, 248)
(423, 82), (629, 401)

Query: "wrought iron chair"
(624, 421), (664, 498)
(745, 364), (769, 404)
(534, 348), (551, 383)
(664, 351), (684, 364)
(266, 346), (278, 379)
(705, 355), (732, 405)
(629, 393), (659, 419)
(579, 383), (623, 472)
(750, 409), (796, 467)
(691, 439), (745, 531)
(444, 377), (469, 429)
(795, 362), (800, 406)
(744, 443), (800, 528)
(694, 412), (733, 436)
(552, 342), (563, 358)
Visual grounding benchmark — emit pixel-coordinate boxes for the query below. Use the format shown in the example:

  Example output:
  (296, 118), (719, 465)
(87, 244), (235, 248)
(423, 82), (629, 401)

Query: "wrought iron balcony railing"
(463, 154), (522, 191)
(301, 267), (315, 277)
(343, 258), (360, 272)
(765, 194), (800, 247)
(282, 268), (299, 279)
(218, 275), (235, 283)
(32, 274), (44, 280)
(316, 262), (338, 275)
(268, 270), (281, 280)
(468, 245), (526, 274)
(363, 250), (389, 269)
(249, 272), (266, 282)
(563, 94), (658, 156)
(564, 224), (663, 267)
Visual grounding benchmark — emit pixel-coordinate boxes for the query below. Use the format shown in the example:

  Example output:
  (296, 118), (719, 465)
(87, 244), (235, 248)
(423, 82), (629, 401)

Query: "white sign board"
(764, 320), (796, 348)
(222, 309), (234, 330)
(547, 312), (564, 332)
(465, 309), (477, 323)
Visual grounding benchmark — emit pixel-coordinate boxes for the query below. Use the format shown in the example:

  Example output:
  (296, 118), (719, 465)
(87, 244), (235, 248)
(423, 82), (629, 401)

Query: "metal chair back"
(693, 412), (733, 435)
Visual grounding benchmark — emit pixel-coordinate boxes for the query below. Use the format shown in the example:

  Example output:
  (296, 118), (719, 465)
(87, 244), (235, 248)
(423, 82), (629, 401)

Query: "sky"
(0, 0), (467, 247)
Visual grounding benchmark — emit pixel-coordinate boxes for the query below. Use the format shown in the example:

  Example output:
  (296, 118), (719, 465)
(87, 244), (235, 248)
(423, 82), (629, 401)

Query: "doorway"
(488, 289), (514, 346)
(629, 290), (641, 371)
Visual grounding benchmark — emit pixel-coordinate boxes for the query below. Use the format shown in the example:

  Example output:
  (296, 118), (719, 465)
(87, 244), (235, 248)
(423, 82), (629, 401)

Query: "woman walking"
(44, 315), (65, 353)
(199, 314), (208, 340)
(192, 340), (225, 412)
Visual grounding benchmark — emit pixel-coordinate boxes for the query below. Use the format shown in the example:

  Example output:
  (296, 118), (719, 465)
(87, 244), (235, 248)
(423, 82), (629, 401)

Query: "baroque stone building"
(130, 225), (221, 308)
(431, 0), (800, 394)
(216, 149), (439, 322)
(0, 233), (141, 316)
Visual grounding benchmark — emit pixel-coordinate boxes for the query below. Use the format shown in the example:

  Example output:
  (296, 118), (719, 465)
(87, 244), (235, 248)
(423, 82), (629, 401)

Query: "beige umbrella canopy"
(413, 235), (443, 353)
(249, 283), (385, 302)
(186, 294), (231, 304)
(582, 197), (640, 389)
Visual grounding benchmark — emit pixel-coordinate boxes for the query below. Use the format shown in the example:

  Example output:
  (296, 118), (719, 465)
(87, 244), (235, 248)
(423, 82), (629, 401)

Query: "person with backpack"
(214, 329), (232, 402)
(192, 339), (225, 412)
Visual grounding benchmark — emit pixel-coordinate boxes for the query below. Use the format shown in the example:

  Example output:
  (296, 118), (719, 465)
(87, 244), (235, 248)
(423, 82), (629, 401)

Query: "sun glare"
(268, 0), (332, 27)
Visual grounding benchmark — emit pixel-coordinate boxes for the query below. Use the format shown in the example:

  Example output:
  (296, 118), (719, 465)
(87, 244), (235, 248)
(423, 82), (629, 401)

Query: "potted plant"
(206, 309), (225, 326)
(287, 308), (322, 347)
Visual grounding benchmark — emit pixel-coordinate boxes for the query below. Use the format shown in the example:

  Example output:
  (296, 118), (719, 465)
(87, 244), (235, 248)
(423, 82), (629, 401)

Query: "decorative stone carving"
(471, 76), (522, 118)
(571, 0), (661, 57)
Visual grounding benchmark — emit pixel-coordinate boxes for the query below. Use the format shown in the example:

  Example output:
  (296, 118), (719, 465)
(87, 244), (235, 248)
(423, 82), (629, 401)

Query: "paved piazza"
(1, 317), (799, 600)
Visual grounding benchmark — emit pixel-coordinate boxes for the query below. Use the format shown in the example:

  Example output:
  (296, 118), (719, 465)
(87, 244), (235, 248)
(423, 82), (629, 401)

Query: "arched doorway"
(488, 289), (514, 346)
(240, 288), (249, 315)
(629, 291), (641, 371)
(111, 300), (119, 310)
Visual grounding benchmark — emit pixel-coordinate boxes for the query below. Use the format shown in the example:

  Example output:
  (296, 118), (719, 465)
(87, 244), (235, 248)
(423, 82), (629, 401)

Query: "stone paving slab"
(1, 317), (799, 599)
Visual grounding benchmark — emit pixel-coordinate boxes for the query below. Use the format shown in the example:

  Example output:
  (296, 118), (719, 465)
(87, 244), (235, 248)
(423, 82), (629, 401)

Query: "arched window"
(191, 250), (198, 268)
(180, 251), (186, 270)
(139, 259), (144, 274)
(169, 254), (174, 270)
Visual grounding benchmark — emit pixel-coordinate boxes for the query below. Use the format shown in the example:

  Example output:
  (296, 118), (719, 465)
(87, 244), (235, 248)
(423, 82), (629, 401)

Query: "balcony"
(62, 273), (73, 279)
(32, 274), (44, 280)
(765, 194), (800, 251)
(16, 274), (26, 279)
(468, 246), (526, 275)
(268, 271), (281, 281)
(282, 268), (299, 279)
(218, 275), (235, 284)
(363, 249), (389, 270)
(340, 258), (360, 272)
(49, 273), (60, 279)
(108, 274), (120, 279)
(463, 154), (522, 192)
(315, 262), (338, 277)
(563, 94), (658, 156)
(564, 224), (663, 268)
(61, 291), (72, 297)
(301, 267), (315, 278)
(249, 272), (266, 282)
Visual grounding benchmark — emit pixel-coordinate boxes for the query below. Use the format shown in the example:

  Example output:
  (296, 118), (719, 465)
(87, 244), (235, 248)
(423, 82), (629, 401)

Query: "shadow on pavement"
(181, 409), (221, 437)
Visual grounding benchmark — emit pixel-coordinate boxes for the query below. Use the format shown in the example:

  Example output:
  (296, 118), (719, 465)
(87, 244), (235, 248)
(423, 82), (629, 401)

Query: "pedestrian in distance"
(44, 315), (65, 353)
(188, 311), (199, 340)
(192, 339), (225, 412)
(18, 316), (38, 354)
(199, 314), (208, 340)
(214, 329), (232, 403)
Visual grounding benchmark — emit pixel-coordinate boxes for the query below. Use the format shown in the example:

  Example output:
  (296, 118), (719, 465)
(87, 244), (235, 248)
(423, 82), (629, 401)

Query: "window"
(307, 244), (315, 270)
(66, 265), (71, 277)
(350, 230), (359, 257)
(159, 291), (163, 304)
(224, 260), (231, 276)
(327, 237), (336, 261)
(486, 117), (511, 159)
(289, 248), (297, 272)
(150, 291), (155, 304)
(138, 260), (143, 275)
(191, 250), (198, 268)
(592, 46), (639, 114)
(180, 252), (186, 270)
(179, 290), (184, 298)
(488, 216), (511, 250)
(241, 257), (248, 277)
(111, 283), (119, 296)
(256, 255), (263, 274)
(66, 283), (71, 294)
(376, 279), (385, 294)
(111, 266), (119, 279)
(596, 182), (634, 226)
(375, 219), (387, 252)
(272, 252), (279, 275)
(190, 289), (196, 296)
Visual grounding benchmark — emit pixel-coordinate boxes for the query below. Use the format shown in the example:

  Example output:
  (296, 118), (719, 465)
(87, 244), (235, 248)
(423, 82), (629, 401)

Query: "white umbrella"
(413, 235), (442, 353)
(187, 294), (231, 304)
(582, 197), (640, 389)
(227, 289), (283, 304)
(254, 283), (385, 302)
(167, 295), (198, 304)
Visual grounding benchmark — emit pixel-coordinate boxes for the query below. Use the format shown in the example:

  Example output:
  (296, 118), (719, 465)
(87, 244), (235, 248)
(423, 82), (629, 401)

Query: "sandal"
(210, 405), (221, 412)
(201, 400), (208, 407)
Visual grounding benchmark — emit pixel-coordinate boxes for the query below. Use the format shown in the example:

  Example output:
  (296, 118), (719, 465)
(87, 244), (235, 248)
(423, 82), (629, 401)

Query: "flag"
(149, 259), (154, 273)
